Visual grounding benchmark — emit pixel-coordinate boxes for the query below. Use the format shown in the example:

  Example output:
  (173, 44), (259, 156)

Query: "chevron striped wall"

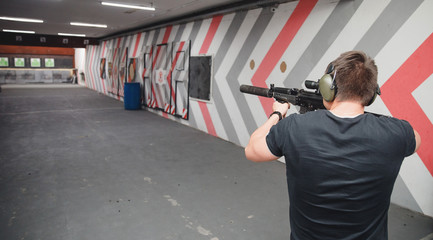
(85, 0), (433, 217)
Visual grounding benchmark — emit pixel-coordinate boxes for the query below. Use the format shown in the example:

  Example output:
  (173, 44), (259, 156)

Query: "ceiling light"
(3, 29), (36, 34)
(58, 33), (86, 37)
(70, 22), (107, 28)
(101, 2), (155, 11)
(0, 16), (43, 23)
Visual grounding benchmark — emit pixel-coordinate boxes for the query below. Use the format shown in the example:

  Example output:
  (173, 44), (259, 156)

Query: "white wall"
(74, 48), (86, 85)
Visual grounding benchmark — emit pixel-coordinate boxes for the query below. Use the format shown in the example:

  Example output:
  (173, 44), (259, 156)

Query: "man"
(245, 51), (421, 240)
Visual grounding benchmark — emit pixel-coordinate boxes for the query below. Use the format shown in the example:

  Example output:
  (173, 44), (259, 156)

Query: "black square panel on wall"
(189, 56), (212, 101)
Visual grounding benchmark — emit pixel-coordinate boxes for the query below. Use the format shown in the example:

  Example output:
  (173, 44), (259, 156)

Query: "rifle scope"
(304, 80), (320, 90)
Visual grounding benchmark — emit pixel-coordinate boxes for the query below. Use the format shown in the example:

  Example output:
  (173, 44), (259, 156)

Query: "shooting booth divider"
(106, 47), (117, 95)
(101, 41), (191, 119)
(141, 41), (191, 120)
(105, 47), (128, 97)
(118, 48), (128, 97)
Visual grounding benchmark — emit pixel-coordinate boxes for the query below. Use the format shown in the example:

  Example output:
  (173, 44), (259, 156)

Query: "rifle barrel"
(239, 85), (271, 98)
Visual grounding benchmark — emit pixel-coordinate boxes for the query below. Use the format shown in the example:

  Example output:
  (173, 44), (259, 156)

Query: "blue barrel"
(124, 82), (141, 110)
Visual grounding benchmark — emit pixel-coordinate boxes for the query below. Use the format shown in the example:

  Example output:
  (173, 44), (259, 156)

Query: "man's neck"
(328, 100), (365, 117)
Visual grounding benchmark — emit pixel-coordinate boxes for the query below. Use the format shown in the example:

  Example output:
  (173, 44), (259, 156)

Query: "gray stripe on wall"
(96, 42), (106, 92)
(283, 0), (363, 87)
(211, 11), (248, 145)
(87, 46), (95, 90)
(354, 0), (424, 57)
(93, 45), (102, 92)
(174, 24), (186, 43)
(142, 32), (149, 51)
(213, 12), (247, 70)
(172, 24), (188, 116)
(152, 29), (160, 45)
(87, 46), (94, 90)
(227, 8), (274, 135)
(85, 46), (91, 88)
(184, 20), (204, 128)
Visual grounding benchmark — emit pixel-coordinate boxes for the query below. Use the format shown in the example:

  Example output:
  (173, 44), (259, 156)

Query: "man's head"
(323, 51), (379, 106)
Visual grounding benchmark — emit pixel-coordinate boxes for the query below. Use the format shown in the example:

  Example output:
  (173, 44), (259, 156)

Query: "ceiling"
(0, 0), (285, 40)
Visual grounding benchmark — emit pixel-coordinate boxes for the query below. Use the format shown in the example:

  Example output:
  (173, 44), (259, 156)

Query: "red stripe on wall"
(199, 15), (223, 54)
(163, 26), (172, 44)
(196, 15), (223, 137)
(152, 47), (162, 69)
(381, 33), (433, 176)
(251, 0), (318, 116)
(132, 33), (142, 57)
(199, 102), (216, 135)
(121, 48), (127, 62)
(101, 41), (106, 56)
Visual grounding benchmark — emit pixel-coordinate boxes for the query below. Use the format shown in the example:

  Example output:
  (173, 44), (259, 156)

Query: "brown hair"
(328, 51), (378, 106)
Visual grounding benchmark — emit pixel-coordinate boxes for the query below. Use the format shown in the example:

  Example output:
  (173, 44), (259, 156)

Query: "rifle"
(240, 80), (325, 113)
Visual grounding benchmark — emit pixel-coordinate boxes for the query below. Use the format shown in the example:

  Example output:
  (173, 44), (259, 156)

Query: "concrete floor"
(0, 85), (432, 240)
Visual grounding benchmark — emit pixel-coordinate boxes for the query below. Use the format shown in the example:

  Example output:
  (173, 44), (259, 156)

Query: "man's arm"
(245, 102), (289, 162)
(414, 129), (421, 152)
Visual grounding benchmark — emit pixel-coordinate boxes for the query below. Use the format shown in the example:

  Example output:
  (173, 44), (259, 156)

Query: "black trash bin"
(124, 82), (141, 110)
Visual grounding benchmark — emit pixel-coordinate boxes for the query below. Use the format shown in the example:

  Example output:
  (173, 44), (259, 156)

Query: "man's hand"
(273, 101), (290, 117)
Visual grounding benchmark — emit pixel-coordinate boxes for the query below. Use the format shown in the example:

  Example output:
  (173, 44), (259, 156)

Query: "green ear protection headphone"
(318, 63), (381, 106)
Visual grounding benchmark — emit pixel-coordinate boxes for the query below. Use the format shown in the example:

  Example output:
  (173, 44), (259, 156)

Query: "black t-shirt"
(266, 110), (416, 240)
